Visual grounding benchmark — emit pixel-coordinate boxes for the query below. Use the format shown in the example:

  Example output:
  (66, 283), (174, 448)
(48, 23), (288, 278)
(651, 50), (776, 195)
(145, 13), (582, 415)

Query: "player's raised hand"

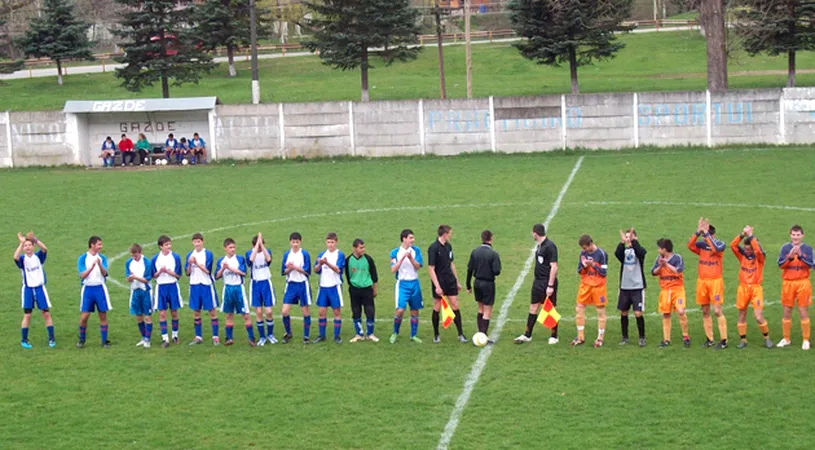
(697, 217), (704, 233)
(745, 226), (754, 237)
(17, 232), (25, 243)
(619, 229), (626, 243)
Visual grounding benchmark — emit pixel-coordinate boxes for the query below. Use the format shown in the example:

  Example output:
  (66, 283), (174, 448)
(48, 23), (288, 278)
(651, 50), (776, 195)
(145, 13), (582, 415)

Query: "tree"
(114, 0), (216, 98)
(698, 0), (727, 91)
(193, 0), (270, 77)
(430, 0), (451, 99)
(302, 0), (421, 102)
(735, 0), (815, 87)
(0, 18), (24, 75)
(14, 0), (94, 85)
(508, 0), (632, 95)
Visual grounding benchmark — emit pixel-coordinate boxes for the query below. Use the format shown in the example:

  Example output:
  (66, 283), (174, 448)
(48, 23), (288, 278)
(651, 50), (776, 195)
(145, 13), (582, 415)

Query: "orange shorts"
(781, 279), (812, 308)
(736, 284), (764, 310)
(577, 283), (608, 307)
(659, 287), (687, 314)
(696, 278), (724, 306)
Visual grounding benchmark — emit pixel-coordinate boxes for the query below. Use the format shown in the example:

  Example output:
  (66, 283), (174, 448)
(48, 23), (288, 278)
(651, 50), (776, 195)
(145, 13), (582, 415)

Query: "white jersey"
(20, 253), (45, 287)
(188, 249), (213, 286)
(154, 252), (178, 285)
(127, 257), (149, 291)
(221, 255), (243, 286)
(81, 252), (106, 286)
(318, 249), (343, 287)
(394, 246), (420, 281)
(250, 251), (272, 281)
(285, 250), (308, 283)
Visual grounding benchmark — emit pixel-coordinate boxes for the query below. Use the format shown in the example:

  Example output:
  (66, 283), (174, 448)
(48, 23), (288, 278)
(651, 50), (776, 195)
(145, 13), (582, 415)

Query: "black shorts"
(349, 286), (375, 308)
(617, 289), (644, 312)
(473, 279), (496, 306)
(531, 279), (558, 305)
(432, 275), (459, 299)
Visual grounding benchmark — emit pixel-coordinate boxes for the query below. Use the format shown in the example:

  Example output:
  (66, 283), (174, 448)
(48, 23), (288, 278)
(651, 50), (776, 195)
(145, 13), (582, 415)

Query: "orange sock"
(758, 321), (770, 337)
(703, 315), (713, 341)
(783, 319), (792, 341)
(717, 315), (728, 341)
(662, 317), (671, 341)
(679, 314), (689, 337)
(576, 311), (585, 341)
(802, 319), (811, 341)
(737, 322), (748, 338)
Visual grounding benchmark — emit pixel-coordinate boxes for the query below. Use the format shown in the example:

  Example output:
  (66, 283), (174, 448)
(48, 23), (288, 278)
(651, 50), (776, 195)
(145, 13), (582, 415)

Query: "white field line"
(579, 200), (815, 213)
(436, 156), (585, 450)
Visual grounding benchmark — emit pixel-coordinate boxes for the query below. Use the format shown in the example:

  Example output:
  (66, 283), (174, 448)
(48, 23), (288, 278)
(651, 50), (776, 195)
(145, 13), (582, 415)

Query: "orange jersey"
(688, 233), (725, 279)
(730, 235), (765, 285)
(778, 243), (814, 281)
(651, 253), (684, 289)
(577, 247), (608, 287)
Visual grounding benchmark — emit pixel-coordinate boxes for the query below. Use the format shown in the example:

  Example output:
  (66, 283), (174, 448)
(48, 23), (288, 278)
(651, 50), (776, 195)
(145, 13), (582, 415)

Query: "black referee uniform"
(428, 238), (464, 338)
(466, 243), (502, 334)
(525, 237), (559, 339)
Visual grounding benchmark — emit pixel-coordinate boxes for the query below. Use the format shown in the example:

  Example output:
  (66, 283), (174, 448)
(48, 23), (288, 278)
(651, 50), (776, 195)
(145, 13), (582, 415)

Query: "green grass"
(2, 31), (814, 111)
(3, 146), (815, 448)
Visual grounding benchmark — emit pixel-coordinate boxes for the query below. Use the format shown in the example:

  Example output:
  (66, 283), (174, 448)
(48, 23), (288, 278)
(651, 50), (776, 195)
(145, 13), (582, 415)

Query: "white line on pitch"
(436, 156), (585, 450)
(577, 200), (815, 213)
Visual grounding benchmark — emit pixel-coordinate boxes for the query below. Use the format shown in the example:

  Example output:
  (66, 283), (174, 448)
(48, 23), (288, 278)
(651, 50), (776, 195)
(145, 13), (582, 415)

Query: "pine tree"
(302, 0), (421, 102)
(192, 0), (270, 77)
(114, 0), (216, 98)
(508, 0), (632, 94)
(14, 0), (95, 85)
(735, 0), (815, 87)
(1, 18), (24, 76)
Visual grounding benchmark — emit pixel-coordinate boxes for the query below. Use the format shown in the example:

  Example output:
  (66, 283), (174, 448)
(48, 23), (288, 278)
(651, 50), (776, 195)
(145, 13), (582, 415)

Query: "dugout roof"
(63, 97), (221, 114)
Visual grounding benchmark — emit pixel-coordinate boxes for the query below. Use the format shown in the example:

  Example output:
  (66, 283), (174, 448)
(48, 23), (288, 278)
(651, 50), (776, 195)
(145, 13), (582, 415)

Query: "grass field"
(3, 146), (815, 448)
(2, 31), (815, 111)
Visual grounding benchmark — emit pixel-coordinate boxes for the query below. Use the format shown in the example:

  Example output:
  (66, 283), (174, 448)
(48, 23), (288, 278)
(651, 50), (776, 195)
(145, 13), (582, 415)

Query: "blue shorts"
(189, 284), (219, 311)
(251, 279), (276, 308)
(396, 279), (423, 310)
(221, 285), (249, 314)
(129, 289), (152, 316)
(81, 284), (112, 313)
(316, 285), (344, 309)
(153, 283), (183, 311)
(21, 285), (51, 311)
(283, 281), (312, 307)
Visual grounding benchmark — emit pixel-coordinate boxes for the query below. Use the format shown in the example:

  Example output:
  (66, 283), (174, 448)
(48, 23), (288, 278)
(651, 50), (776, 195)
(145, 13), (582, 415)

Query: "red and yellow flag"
(537, 297), (561, 329)
(441, 296), (455, 329)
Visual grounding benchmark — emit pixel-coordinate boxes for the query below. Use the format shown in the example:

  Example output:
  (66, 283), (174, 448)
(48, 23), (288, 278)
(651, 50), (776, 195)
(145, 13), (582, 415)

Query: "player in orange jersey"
(730, 226), (772, 349)
(571, 235), (609, 348)
(652, 238), (690, 348)
(688, 217), (728, 349)
(776, 225), (814, 350)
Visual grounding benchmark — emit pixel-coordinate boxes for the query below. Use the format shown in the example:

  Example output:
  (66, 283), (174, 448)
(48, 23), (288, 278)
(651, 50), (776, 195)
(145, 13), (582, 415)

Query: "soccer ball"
(181, 159), (189, 166)
(161, 159), (168, 166)
(472, 332), (489, 348)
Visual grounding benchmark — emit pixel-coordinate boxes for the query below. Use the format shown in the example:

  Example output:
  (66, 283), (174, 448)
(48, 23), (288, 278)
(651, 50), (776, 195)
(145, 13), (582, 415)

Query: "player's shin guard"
(453, 309), (464, 335)
(783, 318), (792, 341)
(160, 321), (168, 341)
(79, 325), (87, 341)
(802, 319), (811, 341)
(334, 319), (342, 338)
(283, 315), (292, 335)
(758, 321), (769, 337)
(194, 318), (202, 338)
(266, 320), (274, 337)
(366, 319), (375, 336)
(410, 315), (419, 338)
(738, 322), (748, 339)
(303, 315), (311, 339)
(353, 319), (363, 336)
(21, 327), (29, 342)
(100, 324), (108, 343)
(393, 316), (403, 335)
(717, 315), (728, 341)
(679, 314), (689, 337)
(226, 325), (233, 340)
(662, 317), (671, 341)
(256, 321), (266, 339)
(211, 318), (219, 339)
(145, 323), (153, 339)
(246, 325), (255, 341)
(47, 325), (54, 341)
(703, 315), (714, 341)
(318, 318), (327, 338)
(171, 319), (179, 337)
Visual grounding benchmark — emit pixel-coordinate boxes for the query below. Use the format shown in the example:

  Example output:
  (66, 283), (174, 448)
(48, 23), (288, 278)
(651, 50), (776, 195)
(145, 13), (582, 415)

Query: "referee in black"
(466, 230), (502, 342)
(515, 223), (559, 344)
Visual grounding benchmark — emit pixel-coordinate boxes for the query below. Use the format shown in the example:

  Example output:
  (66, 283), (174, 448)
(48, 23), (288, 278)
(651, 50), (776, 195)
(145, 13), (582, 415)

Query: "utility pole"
(464, 0), (472, 98)
(250, 0), (261, 104)
(435, 0), (447, 99)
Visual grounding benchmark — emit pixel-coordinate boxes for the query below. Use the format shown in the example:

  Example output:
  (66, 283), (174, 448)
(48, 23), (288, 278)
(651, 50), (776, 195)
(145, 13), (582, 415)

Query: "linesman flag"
(537, 297), (561, 329)
(441, 296), (455, 329)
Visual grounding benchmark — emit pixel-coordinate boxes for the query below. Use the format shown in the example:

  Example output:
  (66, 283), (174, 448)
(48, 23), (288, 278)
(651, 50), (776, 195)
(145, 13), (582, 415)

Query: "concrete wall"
(5, 88), (815, 167)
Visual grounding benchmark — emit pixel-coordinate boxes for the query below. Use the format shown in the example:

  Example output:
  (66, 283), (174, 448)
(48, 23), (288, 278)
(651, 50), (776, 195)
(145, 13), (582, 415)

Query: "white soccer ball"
(161, 159), (168, 166)
(472, 332), (489, 348)
(181, 159), (189, 166)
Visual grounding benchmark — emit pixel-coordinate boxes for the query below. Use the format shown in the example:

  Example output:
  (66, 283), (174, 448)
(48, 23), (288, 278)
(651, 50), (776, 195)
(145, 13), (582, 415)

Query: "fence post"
(633, 92), (639, 148)
(561, 94), (567, 150)
(348, 101), (356, 156)
(3, 111), (13, 168)
(489, 31), (493, 43)
(779, 91), (786, 145)
(706, 89), (713, 147)
(489, 96), (496, 152)
(279, 103), (286, 159)
(418, 99), (426, 156)
(208, 109), (218, 161)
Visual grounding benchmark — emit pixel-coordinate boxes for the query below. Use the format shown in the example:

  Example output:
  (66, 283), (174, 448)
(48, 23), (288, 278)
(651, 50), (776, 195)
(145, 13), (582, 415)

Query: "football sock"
(283, 315), (292, 335)
(266, 320), (274, 337)
(679, 314), (689, 337)
(477, 312), (484, 333)
(226, 325), (233, 340)
(432, 310), (440, 336)
(79, 325), (86, 341)
(703, 315), (714, 341)
(576, 311), (585, 341)
(738, 322), (748, 339)
(410, 315), (419, 338)
(145, 323), (153, 339)
(303, 315), (311, 339)
(194, 318), (202, 338)
(100, 324), (108, 343)
(550, 324), (558, 339)
(353, 319), (363, 336)
(137, 321), (146, 338)
(524, 313), (537, 338)
(47, 325), (54, 341)
(393, 316), (403, 335)
(246, 325), (255, 341)
(319, 317), (327, 338)
(758, 321), (769, 337)
(366, 319), (375, 336)
(256, 321), (266, 339)
(802, 319), (811, 341)
(783, 318), (792, 340)
(483, 319), (490, 335)
(620, 315), (629, 339)
(662, 317), (671, 341)
(160, 321), (168, 341)
(717, 315), (728, 341)
(453, 309), (464, 335)
(636, 316), (646, 339)
(334, 319), (342, 338)
(22, 327), (29, 342)
(171, 319), (179, 337)
(211, 319), (219, 339)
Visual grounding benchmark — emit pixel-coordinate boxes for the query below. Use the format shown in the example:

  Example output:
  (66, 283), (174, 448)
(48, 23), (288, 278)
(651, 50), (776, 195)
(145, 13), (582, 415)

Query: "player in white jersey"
(126, 243), (153, 348)
(14, 232), (54, 349)
(281, 232), (313, 344)
(77, 236), (112, 348)
(389, 229), (425, 344)
(186, 233), (220, 346)
(247, 232), (277, 345)
(151, 235), (184, 348)
(314, 232), (346, 344)
(216, 238), (256, 346)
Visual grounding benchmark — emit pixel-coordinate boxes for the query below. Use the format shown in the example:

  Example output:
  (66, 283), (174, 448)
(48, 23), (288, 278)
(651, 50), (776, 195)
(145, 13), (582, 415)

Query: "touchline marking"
(107, 201), (542, 289)
(579, 200), (815, 213)
(436, 156), (585, 450)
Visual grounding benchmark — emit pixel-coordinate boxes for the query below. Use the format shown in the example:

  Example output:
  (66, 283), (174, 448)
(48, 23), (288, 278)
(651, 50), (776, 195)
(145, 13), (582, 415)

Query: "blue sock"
(226, 325), (234, 340)
(393, 316), (403, 335)
(256, 321), (266, 338)
(354, 319), (363, 336)
(319, 318), (327, 338)
(137, 321), (146, 338)
(79, 325), (87, 341)
(100, 324), (108, 343)
(266, 320), (274, 337)
(303, 315), (311, 339)
(194, 318), (202, 338)
(47, 325), (54, 341)
(283, 315), (292, 335)
(171, 319), (179, 333)
(22, 327), (29, 342)
(145, 323), (153, 339)
(211, 318), (219, 339)
(410, 315), (419, 338)
(367, 319), (375, 336)
(160, 321), (168, 336)
(246, 325), (255, 341)
(191, 156), (197, 164)
(334, 319), (342, 339)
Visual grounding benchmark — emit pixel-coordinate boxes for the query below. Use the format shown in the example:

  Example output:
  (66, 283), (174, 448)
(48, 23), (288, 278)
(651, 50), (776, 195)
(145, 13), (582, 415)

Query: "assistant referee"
(466, 230), (502, 340)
